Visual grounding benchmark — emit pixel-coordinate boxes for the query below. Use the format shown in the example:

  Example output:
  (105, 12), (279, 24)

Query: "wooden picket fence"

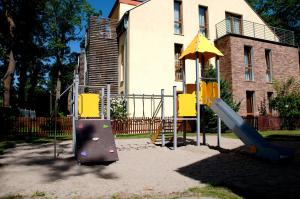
(1, 117), (72, 137)
(111, 117), (174, 135)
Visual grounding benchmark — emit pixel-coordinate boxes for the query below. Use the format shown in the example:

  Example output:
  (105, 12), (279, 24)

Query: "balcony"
(216, 18), (295, 46)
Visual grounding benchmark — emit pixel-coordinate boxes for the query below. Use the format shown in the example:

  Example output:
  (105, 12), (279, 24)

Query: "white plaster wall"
(119, 0), (275, 117)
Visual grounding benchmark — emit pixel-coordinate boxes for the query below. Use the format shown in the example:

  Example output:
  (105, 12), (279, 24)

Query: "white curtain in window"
(226, 18), (231, 33)
(244, 49), (250, 80)
(233, 18), (241, 34)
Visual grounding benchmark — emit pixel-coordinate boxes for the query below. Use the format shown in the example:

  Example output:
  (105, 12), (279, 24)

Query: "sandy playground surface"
(0, 135), (300, 199)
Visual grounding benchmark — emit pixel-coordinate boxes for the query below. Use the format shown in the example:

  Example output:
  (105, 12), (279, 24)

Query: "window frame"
(225, 12), (243, 35)
(246, 91), (255, 116)
(244, 46), (254, 81)
(174, 43), (184, 82)
(265, 49), (273, 83)
(174, 0), (183, 35)
(199, 5), (209, 38)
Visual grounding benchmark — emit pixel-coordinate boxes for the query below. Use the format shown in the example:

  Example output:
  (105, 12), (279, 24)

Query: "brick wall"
(215, 35), (299, 116)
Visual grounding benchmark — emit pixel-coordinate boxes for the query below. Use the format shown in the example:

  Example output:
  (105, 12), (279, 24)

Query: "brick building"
(215, 34), (299, 116)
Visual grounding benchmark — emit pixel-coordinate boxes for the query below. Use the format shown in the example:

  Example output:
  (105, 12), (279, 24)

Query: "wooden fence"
(111, 117), (176, 135)
(1, 117), (72, 137)
(2, 116), (300, 138)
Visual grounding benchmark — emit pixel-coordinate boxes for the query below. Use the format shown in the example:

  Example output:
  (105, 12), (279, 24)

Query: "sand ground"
(0, 135), (299, 199)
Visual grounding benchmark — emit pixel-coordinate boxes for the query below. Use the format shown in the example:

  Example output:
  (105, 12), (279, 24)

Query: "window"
(246, 91), (255, 116)
(244, 46), (253, 81)
(120, 45), (125, 82)
(226, 12), (242, 34)
(267, 92), (273, 115)
(175, 44), (184, 81)
(199, 6), (208, 38)
(265, 49), (273, 82)
(174, 0), (182, 35)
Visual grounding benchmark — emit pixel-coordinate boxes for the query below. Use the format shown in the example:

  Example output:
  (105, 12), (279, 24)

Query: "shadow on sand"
(0, 141), (119, 182)
(177, 137), (300, 199)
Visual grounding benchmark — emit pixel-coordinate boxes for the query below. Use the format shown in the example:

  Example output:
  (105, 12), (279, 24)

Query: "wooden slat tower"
(85, 16), (119, 94)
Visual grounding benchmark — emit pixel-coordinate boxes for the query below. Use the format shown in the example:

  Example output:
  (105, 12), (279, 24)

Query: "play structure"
(54, 33), (293, 163)
(176, 33), (294, 161)
(70, 81), (118, 164)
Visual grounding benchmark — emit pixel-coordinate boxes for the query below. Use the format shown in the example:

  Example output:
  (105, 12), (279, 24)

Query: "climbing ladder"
(150, 119), (174, 145)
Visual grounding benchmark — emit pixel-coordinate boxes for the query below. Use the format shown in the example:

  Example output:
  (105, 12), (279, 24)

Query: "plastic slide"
(210, 98), (294, 161)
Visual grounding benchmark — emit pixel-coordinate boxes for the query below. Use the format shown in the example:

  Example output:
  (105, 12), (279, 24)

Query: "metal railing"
(216, 18), (295, 46)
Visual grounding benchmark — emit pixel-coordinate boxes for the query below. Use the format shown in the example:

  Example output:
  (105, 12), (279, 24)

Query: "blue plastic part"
(210, 98), (294, 161)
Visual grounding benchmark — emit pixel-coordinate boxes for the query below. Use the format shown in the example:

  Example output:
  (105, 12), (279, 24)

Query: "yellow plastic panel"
(206, 83), (214, 106)
(78, 94), (100, 117)
(212, 82), (219, 102)
(178, 94), (196, 117)
(200, 81), (207, 105)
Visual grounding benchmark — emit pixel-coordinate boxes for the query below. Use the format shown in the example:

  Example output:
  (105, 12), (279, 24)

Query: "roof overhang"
(109, 0), (141, 18)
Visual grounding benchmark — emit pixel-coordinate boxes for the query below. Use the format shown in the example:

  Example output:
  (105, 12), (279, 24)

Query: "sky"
(69, 0), (116, 53)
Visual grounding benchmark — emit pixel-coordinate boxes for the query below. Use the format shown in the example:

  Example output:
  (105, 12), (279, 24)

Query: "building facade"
(82, 0), (299, 117)
(109, 0), (299, 117)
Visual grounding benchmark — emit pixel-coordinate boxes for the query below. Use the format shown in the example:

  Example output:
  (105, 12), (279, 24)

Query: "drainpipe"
(124, 13), (130, 114)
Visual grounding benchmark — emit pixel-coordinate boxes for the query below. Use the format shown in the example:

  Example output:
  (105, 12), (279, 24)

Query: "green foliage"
(110, 97), (127, 119)
(270, 77), (300, 130)
(202, 66), (240, 133)
(246, 0), (300, 47)
(258, 97), (267, 116)
(0, 0), (100, 114)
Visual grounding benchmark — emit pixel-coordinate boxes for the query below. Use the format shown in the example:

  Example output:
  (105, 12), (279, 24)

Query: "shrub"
(270, 77), (300, 129)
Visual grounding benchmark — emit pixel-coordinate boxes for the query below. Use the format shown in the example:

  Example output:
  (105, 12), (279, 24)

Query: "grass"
(31, 191), (46, 197)
(188, 185), (242, 199)
(109, 184), (242, 199)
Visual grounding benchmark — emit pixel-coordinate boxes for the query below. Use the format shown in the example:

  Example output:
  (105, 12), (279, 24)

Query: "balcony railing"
(216, 19), (295, 46)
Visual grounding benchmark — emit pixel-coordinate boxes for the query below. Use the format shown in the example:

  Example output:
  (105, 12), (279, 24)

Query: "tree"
(270, 77), (300, 129)
(202, 66), (240, 133)
(44, 0), (99, 115)
(247, 0), (300, 47)
(0, 0), (17, 107)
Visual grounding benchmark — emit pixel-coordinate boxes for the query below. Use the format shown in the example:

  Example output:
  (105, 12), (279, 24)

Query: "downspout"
(124, 13), (129, 97)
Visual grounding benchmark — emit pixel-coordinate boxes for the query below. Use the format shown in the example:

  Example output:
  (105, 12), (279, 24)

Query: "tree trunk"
(2, 9), (16, 107)
(3, 50), (16, 107)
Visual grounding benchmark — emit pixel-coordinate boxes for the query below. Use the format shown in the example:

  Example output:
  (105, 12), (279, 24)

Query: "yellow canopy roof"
(179, 33), (224, 60)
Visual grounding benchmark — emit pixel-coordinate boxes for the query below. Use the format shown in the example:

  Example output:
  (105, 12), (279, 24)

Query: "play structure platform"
(210, 98), (294, 161)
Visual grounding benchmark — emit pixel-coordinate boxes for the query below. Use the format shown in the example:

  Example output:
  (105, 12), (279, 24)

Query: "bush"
(270, 77), (300, 130)
(110, 97), (127, 119)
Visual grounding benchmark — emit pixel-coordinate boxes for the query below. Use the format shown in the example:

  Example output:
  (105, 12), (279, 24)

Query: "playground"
(0, 134), (300, 199)
(1, 33), (299, 199)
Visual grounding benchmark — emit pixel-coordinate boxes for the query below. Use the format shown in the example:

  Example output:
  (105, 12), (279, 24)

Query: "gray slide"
(210, 98), (293, 161)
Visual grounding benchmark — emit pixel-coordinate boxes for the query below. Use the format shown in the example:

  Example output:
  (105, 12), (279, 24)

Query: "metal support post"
(173, 86), (177, 150)
(161, 89), (165, 147)
(216, 57), (221, 147)
(106, 84), (111, 120)
(101, 87), (105, 119)
(73, 75), (79, 153)
(201, 56), (206, 145)
(196, 53), (201, 146)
